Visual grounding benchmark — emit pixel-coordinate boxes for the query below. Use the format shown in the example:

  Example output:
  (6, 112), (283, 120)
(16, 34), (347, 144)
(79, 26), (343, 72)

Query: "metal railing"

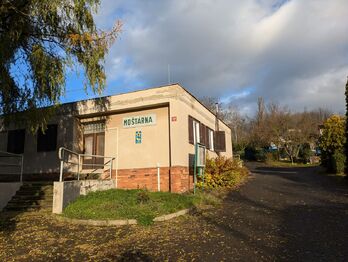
(0, 151), (24, 182)
(58, 147), (116, 182)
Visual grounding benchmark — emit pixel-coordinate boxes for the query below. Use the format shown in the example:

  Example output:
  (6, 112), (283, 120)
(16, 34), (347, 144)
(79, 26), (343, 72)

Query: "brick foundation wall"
(112, 166), (193, 193)
(19, 166), (194, 193)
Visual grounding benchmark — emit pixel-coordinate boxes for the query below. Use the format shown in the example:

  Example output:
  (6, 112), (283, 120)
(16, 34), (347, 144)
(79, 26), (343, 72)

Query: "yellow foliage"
(197, 156), (248, 189)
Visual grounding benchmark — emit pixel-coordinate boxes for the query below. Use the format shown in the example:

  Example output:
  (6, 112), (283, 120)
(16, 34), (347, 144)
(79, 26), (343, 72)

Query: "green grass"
(266, 160), (319, 168)
(63, 189), (210, 225)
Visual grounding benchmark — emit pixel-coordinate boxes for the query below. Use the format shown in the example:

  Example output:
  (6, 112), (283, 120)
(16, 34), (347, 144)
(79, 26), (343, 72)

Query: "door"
(83, 132), (105, 169)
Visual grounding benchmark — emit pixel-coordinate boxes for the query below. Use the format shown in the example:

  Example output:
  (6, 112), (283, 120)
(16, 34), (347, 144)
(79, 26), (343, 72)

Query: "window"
(188, 116), (200, 144)
(37, 125), (58, 152)
(207, 128), (214, 151)
(193, 119), (200, 144)
(82, 122), (105, 169)
(214, 131), (226, 152)
(7, 129), (25, 154)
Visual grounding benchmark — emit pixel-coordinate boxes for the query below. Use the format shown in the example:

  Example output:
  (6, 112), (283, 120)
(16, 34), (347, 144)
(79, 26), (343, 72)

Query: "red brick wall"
(111, 166), (193, 193)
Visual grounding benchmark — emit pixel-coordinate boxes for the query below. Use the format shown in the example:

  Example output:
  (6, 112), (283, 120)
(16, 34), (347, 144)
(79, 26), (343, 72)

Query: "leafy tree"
(319, 115), (346, 173)
(345, 77), (348, 174)
(0, 0), (121, 131)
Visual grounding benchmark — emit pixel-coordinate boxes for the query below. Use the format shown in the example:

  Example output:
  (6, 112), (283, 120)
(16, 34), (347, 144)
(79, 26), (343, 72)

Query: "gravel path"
(0, 163), (347, 261)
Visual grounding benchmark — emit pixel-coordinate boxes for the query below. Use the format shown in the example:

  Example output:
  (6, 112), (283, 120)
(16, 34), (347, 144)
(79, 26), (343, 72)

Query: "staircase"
(3, 182), (53, 212)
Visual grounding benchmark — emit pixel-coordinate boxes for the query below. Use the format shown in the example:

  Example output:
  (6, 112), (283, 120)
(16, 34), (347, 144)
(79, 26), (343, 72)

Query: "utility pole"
(215, 102), (219, 131)
(167, 64), (171, 84)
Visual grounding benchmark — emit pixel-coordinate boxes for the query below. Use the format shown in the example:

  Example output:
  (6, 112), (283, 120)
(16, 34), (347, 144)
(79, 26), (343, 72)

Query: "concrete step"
(8, 199), (52, 205)
(12, 195), (53, 201)
(17, 187), (53, 192)
(21, 184), (53, 189)
(3, 182), (54, 212)
(17, 189), (53, 195)
(4, 205), (52, 211)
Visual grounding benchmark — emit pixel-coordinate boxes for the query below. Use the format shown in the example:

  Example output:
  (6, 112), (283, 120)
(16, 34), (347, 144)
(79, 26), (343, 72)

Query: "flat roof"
(67, 83), (231, 130)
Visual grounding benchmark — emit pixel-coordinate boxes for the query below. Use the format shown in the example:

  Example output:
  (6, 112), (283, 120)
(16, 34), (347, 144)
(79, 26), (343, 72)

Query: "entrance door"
(83, 132), (105, 169)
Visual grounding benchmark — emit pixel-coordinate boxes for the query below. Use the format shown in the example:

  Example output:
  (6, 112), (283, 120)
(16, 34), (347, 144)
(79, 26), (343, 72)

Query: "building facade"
(0, 84), (233, 192)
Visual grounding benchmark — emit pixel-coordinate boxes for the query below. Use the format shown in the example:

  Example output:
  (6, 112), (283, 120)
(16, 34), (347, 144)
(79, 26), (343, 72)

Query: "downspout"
(215, 102), (220, 156)
(168, 103), (172, 192)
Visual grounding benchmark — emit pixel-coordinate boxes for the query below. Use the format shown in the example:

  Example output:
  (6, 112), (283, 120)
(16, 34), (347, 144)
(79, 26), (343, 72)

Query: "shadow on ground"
(196, 163), (348, 260)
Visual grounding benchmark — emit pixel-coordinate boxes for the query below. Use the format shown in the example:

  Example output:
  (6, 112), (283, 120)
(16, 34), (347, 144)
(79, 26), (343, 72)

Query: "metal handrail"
(58, 147), (116, 182)
(0, 150), (23, 182)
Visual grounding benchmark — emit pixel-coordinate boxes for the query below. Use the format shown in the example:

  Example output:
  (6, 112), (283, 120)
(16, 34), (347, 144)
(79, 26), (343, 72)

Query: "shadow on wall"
(0, 98), (113, 233)
(0, 96), (112, 182)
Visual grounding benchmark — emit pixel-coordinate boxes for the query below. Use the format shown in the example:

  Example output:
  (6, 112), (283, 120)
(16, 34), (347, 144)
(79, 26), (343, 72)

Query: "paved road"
(1, 163), (347, 261)
(210, 162), (348, 261)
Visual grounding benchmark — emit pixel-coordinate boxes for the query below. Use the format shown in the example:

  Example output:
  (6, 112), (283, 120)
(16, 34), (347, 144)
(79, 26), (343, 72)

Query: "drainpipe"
(157, 163), (160, 192)
(215, 102), (220, 156)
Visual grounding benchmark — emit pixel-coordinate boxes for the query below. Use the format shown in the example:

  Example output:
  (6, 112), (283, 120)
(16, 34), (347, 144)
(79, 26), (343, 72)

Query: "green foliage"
(345, 78), (348, 174)
(136, 190), (150, 204)
(197, 156), (249, 189)
(299, 143), (314, 164)
(265, 151), (279, 163)
(331, 150), (346, 174)
(319, 115), (346, 153)
(244, 146), (267, 161)
(319, 115), (346, 173)
(0, 0), (121, 131)
(63, 189), (195, 226)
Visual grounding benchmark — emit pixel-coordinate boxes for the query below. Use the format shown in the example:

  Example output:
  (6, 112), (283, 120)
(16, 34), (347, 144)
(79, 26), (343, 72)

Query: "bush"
(331, 150), (346, 174)
(299, 143), (314, 164)
(136, 190), (150, 204)
(244, 146), (266, 161)
(197, 156), (249, 189)
(319, 115), (346, 171)
(265, 151), (279, 163)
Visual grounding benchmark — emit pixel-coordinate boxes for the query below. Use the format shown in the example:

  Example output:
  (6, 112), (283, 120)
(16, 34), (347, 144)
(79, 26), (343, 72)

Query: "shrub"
(255, 148), (267, 161)
(197, 156), (249, 189)
(136, 190), (150, 204)
(299, 143), (314, 164)
(244, 146), (257, 160)
(331, 150), (346, 174)
(319, 115), (346, 172)
(244, 146), (267, 161)
(265, 151), (278, 163)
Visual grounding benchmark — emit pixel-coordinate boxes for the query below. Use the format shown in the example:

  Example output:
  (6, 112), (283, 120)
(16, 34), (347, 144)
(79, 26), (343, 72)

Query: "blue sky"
(62, 0), (348, 115)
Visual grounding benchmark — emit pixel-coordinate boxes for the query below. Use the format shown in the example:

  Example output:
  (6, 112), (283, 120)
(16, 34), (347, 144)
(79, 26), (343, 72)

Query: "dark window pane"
(188, 116), (194, 144)
(214, 131), (226, 152)
(37, 125), (57, 152)
(200, 124), (206, 146)
(7, 129), (25, 154)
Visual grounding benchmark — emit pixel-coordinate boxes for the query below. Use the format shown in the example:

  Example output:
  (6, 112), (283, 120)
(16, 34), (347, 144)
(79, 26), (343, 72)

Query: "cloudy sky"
(64, 0), (348, 115)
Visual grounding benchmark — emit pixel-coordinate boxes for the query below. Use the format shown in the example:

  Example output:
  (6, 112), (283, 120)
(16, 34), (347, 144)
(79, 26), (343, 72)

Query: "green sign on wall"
(135, 131), (142, 144)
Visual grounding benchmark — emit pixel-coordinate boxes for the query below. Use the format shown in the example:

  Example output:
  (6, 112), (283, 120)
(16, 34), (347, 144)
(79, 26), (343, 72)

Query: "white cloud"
(95, 0), (348, 114)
